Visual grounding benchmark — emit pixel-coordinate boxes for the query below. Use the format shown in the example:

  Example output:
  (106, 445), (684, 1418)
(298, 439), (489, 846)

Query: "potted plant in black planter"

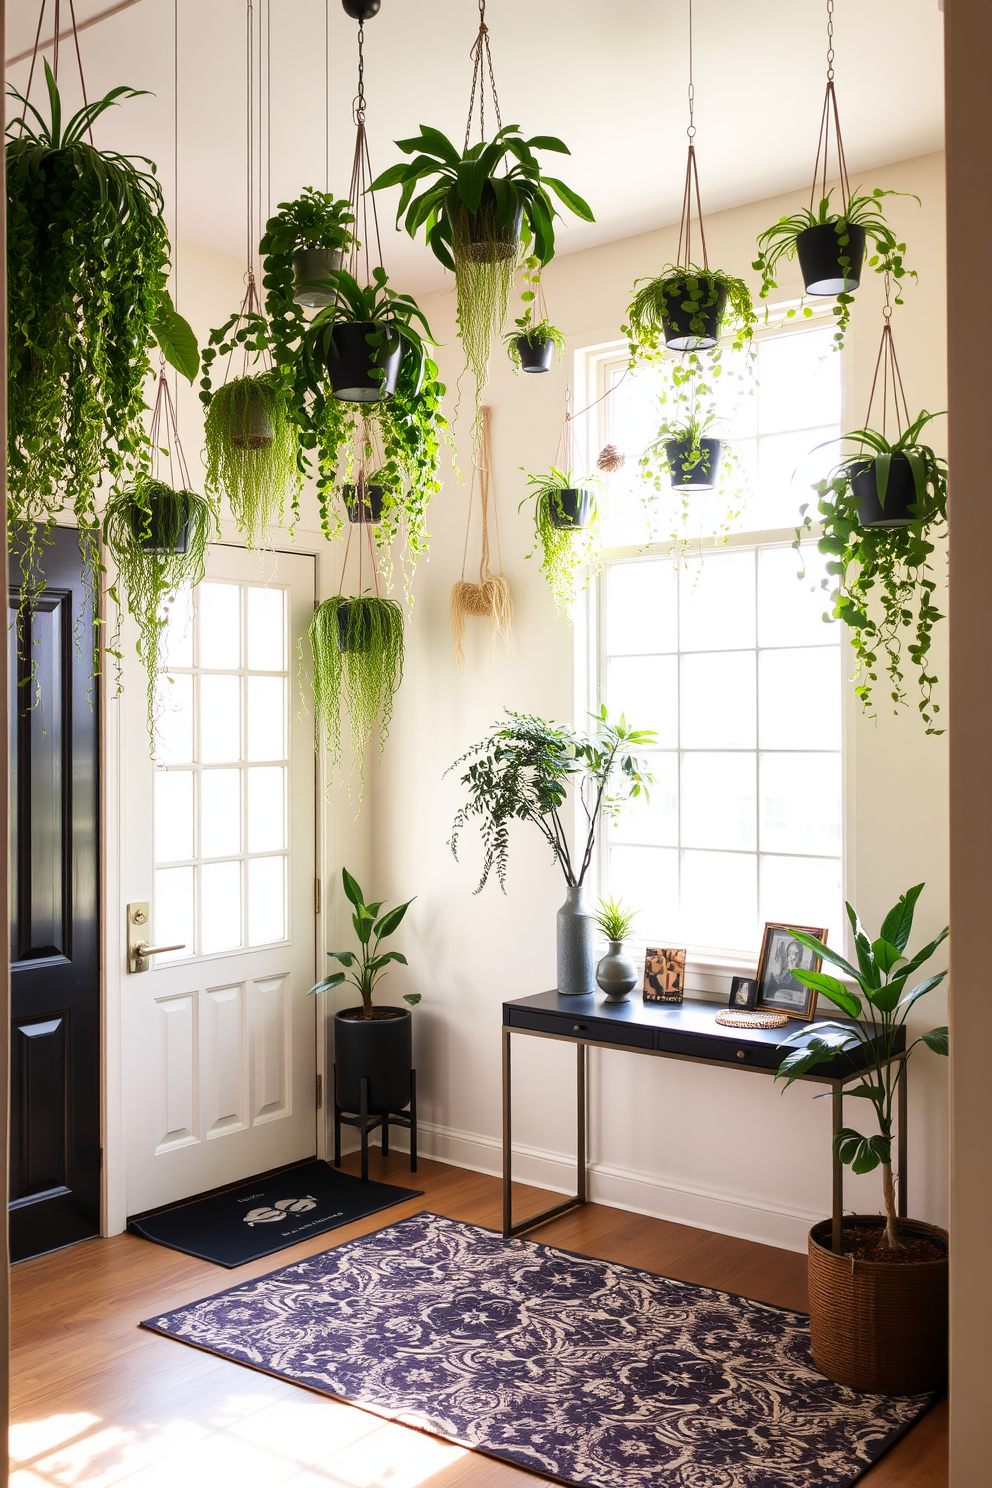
(449, 709), (654, 995)
(259, 186), (355, 308)
(776, 884), (948, 1395)
(309, 592), (404, 800)
(202, 370), (300, 547)
(802, 408), (947, 733)
(519, 466), (602, 617)
(505, 256), (566, 373)
(309, 868), (420, 1170)
(343, 479), (384, 525)
(627, 264), (756, 358)
(371, 124), (593, 400)
(754, 188), (916, 349)
(304, 265), (431, 404)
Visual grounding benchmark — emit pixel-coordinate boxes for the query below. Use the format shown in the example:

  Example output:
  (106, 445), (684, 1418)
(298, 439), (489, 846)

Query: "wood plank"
(9, 1153), (946, 1487)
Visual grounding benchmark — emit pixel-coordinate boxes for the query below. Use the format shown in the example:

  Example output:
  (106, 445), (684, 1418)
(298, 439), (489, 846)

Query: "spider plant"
(626, 264), (756, 363)
(800, 410), (947, 732)
(308, 593), (405, 801)
(371, 124), (593, 398)
(753, 188), (917, 348)
(505, 255), (566, 370)
(519, 467), (603, 618)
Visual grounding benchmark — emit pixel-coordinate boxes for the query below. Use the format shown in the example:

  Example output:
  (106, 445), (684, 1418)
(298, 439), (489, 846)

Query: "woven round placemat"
(715, 1009), (789, 1029)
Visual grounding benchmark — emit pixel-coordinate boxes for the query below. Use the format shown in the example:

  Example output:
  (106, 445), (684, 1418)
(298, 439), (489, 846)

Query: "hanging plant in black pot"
(259, 185), (355, 308)
(343, 480), (384, 524)
(505, 257), (566, 373)
(520, 467), (602, 618)
(306, 268), (426, 404)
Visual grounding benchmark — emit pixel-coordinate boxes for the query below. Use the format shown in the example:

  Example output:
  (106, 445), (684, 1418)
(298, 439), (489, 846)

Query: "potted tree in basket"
(309, 868), (420, 1143)
(448, 708), (654, 995)
(776, 885), (948, 1395)
(519, 466), (602, 618)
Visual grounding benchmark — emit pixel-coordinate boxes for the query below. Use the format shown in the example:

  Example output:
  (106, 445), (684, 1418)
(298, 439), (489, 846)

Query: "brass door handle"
(135, 940), (186, 958)
(127, 901), (186, 973)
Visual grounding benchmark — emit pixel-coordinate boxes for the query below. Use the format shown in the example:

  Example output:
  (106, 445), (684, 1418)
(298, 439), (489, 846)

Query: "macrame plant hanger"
(450, 406), (512, 669)
(863, 278), (910, 447)
(675, 0), (709, 280)
(221, 0), (269, 394)
(19, 0), (93, 140)
(810, 0), (851, 216)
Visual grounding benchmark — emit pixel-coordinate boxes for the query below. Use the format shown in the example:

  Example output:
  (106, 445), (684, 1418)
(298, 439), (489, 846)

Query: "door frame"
(101, 521), (333, 1235)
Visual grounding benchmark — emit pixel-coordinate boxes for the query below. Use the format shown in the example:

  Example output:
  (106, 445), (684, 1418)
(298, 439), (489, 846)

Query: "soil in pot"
(849, 455), (923, 528)
(334, 1005), (412, 1114)
(336, 600), (375, 653)
(293, 247), (345, 308)
(666, 437), (722, 490)
(343, 484), (384, 524)
(808, 1215), (948, 1394)
(661, 274), (728, 351)
(127, 493), (191, 554)
(796, 221), (867, 295)
(228, 385), (275, 449)
(515, 335), (555, 373)
(464, 185), (523, 264)
(327, 321), (402, 403)
(547, 489), (593, 529)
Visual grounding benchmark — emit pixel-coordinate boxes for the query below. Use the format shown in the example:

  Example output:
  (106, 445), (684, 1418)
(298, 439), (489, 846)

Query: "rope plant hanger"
(451, 405), (512, 668)
(200, 0), (300, 549)
(520, 390), (603, 619)
(754, 0), (916, 349)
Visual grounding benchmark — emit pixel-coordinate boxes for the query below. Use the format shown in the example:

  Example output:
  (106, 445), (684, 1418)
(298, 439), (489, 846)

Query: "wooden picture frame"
(754, 922), (828, 1021)
(728, 975), (758, 1011)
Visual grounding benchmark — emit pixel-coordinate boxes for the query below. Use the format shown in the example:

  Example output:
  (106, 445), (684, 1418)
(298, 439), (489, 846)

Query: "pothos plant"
(6, 61), (197, 622)
(625, 264), (756, 369)
(372, 125), (593, 399)
(505, 256), (565, 368)
(308, 868), (420, 1015)
(639, 390), (746, 557)
(519, 467), (602, 617)
(754, 189), (916, 349)
(800, 410), (947, 732)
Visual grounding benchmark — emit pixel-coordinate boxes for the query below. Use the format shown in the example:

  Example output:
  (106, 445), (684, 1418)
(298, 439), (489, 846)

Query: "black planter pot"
(849, 455), (923, 528)
(336, 600), (374, 653)
(796, 222), (867, 295)
(334, 1006), (412, 1114)
(126, 492), (191, 554)
(515, 335), (555, 373)
(343, 484), (384, 524)
(547, 488), (593, 529)
(666, 437), (722, 490)
(228, 386), (275, 449)
(327, 321), (402, 404)
(661, 274), (728, 351)
(464, 185), (524, 264)
(292, 247), (344, 308)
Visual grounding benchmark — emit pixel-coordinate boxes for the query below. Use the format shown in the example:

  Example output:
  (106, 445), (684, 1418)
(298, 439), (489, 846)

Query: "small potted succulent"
(309, 592), (404, 800)
(520, 466), (602, 617)
(260, 186), (355, 308)
(802, 410), (947, 732)
(626, 264), (756, 357)
(505, 256), (566, 373)
(593, 898), (639, 1003)
(309, 867), (420, 1120)
(776, 885), (948, 1395)
(754, 189), (916, 348)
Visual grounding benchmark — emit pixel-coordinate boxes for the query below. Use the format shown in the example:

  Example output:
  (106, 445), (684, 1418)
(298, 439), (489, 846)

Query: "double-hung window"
(589, 317), (845, 964)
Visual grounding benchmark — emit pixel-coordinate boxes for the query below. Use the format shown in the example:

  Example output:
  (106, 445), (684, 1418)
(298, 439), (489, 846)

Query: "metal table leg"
(832, 1083), (844, 1253)
(502, 1026), (587, 1239)
(897, 1056), (908, 1218)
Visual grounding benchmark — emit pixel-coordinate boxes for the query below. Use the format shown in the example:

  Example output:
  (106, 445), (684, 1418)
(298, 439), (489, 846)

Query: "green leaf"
(871, 937), (902, 976)
(374, 899), (414, 939)
(897, 971), (946, 1013)
(327, 950), (357, 967)
(542, 176), (595, 222)
(352, 910), (374, 946)
(341, 867), (364, 909)
(790, 969), (862, 1020)
(525, 135), (571, 154)
(847, 1083), (885, 1100)
(308, 972), (345, 995)
(920, 1025), (949, 1056)
(880, 885), (924, 953)
(899, 926), (949, 978)
(403, 993), (422, 1006)
(151, 292), (200, 382)
(788, 929), (865, 989)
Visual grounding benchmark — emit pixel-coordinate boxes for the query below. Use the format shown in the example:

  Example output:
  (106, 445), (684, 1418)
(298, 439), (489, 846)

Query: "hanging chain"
(809, 0), (850, 213)
(346, 15), (385, 287)
(246, 0), (255, 277)
(354, 18), (367, 124)
(826, 0), (835, 81)
(464, 0), (502, 151)
(865, 276), (910, 442)
(686, 0), (695, 141)
(675, 0), (708, 271)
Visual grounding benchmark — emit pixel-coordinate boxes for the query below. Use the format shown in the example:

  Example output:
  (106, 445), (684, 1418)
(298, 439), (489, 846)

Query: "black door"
(8, 526), (101, 1261)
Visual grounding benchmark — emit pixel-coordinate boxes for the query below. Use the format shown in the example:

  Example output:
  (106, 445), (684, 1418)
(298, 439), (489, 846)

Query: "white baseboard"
(387, 1120), (819, 1254)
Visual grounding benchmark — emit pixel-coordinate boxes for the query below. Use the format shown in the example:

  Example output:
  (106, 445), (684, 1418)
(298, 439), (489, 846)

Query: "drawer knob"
(573, 1023), (587, 1033)
(737, 1049), (746, 1060)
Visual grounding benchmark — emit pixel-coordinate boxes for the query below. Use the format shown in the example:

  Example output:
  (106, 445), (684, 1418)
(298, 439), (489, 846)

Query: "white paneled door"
(121, 546), (318, 1215)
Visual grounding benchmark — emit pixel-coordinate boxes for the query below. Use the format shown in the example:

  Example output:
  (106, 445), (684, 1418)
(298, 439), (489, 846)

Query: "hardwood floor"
(10, 1153), (947, 1488)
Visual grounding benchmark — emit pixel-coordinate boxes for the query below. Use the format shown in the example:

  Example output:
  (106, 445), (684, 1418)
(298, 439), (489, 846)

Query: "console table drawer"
(656, 1028), (781, 1069)
(507, 1007), (655, 1050)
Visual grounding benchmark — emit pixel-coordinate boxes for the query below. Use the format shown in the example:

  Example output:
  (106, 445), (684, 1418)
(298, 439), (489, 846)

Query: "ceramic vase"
(557, 884), (595, 996)
(596, 939), (639, 1002)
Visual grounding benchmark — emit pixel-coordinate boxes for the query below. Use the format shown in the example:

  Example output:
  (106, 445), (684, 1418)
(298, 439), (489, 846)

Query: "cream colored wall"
(362, 151), (949, 1251)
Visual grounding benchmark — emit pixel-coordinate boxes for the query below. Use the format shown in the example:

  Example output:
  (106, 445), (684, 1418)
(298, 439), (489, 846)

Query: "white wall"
(361, 151), (949, 1251)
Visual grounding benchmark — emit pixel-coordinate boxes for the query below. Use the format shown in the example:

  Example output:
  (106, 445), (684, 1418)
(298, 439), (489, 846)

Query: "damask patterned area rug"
(141, 1211), (933, 1488)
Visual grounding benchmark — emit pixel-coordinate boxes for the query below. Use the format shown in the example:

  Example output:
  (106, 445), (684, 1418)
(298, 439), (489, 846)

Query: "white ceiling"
(6, 0), (945, 294)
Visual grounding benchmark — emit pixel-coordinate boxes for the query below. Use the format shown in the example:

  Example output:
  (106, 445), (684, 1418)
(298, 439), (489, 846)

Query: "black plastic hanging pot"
(293, 247), (344, 308)
(515, 335), (555, 373)
(464, 184), (524, 264)
(327, 321), (402, 403)
(849, 454), (923, 528)
(126, 491), (191, 554)
(796, 222), (867, 295)
(228, 385), (275, 449)
(343, 484), (384, 524)
(666, 437), (722, 490)
(336, 599), (376, 653)
(547, 488), (593, 529)
(334, 1006), (412, 1114)
(661, 273), (728, 351)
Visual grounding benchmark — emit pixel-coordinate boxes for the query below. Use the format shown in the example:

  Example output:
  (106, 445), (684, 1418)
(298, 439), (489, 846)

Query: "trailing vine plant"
(6, 56), (197, 629)
(520, 467), (602, 618)
(504, 257), (566, 369)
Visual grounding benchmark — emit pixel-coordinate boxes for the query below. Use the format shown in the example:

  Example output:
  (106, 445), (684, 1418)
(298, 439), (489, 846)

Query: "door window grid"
(152, 580), (290, 960)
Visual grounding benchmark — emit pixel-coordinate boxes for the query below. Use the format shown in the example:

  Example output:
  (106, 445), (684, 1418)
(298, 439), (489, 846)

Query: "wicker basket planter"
(808, 1216), (948, 1394)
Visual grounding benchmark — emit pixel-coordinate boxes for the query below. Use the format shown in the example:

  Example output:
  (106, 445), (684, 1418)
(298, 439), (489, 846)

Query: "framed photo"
(755, 922), (828, 1021)
(643, 948), (686, 1005)
(728, 975), (757, 1011)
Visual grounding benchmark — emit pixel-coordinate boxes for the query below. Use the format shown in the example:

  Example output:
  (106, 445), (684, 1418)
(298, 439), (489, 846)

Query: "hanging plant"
(520, 467), (602, 618)
(202, 368), (299, 547)
(260, 186), (355, 308)
(6, 58), (197, 614)
(308, 592), (404, 799)
(639, 389), (746, 555)
(626, 265), (755, 364)
(504, 257), (566, 373)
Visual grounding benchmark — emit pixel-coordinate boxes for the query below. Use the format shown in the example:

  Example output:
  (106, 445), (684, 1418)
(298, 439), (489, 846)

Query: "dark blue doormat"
(129, 1160), (422, 1267)
(141, 1211), (935, 1487)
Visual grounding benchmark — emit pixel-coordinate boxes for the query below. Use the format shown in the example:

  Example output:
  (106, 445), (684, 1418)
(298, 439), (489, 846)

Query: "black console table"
(502, 990), (907, 1253)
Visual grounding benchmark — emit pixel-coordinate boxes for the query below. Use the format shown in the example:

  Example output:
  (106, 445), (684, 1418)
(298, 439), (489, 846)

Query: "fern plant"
(520, 467), (602, 618)
(308, 594), (405, 800)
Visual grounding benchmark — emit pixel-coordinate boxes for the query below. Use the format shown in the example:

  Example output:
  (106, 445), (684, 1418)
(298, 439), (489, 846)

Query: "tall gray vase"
(557, 883), (595, 996)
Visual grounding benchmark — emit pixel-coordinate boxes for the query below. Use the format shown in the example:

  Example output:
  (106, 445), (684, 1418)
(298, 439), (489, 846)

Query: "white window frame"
(572, 305), (856, 990)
